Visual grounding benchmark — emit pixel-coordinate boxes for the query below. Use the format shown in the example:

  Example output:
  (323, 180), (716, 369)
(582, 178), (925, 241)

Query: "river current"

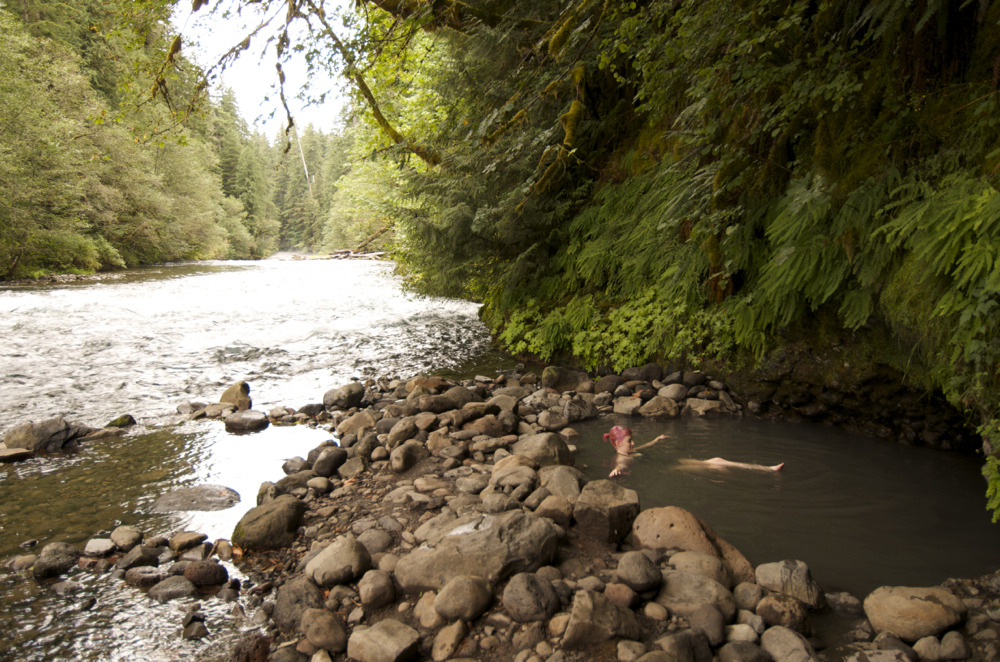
(1, 257), (998, 661)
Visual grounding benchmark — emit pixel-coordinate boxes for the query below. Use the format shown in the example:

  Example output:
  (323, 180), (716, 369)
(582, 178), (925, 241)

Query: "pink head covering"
(603, 425), (632, 450)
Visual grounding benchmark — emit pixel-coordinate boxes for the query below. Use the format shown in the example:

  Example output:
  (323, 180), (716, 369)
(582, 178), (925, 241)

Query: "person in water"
(604, 425), (784, 478)
(605, 425), (668, 477)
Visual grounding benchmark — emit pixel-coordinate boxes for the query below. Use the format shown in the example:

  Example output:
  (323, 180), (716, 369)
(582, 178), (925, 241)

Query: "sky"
(171, 1), (349, 137)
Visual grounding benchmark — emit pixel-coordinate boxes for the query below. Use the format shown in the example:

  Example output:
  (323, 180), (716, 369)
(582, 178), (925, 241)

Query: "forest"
(5, 0), (1000, 517)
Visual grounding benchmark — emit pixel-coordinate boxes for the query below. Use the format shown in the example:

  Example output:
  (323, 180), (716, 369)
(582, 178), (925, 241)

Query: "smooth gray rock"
(347, 619), (420, 662)
(4, 417), (86, 452)
(150, 485), (240, 513)
(616, 550), (662, 593)
(305, 534), (372, 588)
(313, 447), (348, 477)
(510, 432), (574, 467)
(115, 545), (160, 571)
(502, 572), (559, 622)
(224, 410), (269, 433)
(301, 607), (348, 653)
(110, 525), (143, 552)
(654, 569), (736, 621)
(434, 575), (493, 622)
(538, 465), (584, 503)
(148, 575), (197, 602)
(232, 494), (305, 551)
(83, 538), (116, 557)
(863, 586), (966, 642)
(390, 440), (430, 473)
(760, 625), (818, 661)
(358, 569), (395, 609)
(324, 382), (365, 411)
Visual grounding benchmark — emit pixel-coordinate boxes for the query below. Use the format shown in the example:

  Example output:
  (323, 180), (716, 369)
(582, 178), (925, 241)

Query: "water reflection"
(0, 422), (331, 661)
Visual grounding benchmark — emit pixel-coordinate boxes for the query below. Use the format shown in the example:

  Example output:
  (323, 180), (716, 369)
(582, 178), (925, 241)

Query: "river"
(1, 256), (998, 661)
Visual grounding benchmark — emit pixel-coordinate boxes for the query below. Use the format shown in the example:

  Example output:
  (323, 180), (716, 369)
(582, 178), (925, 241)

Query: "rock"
(220, 381), (252, 410)
(357, 528), (394, 555)
(346, 619), (420, 662)
(305, 534), (372, 587)
(563, 396), (598, 423)
(312, 448), (348, 476)
(734, 582), (764, 611)
(718, 641), (771, 662)
(183, 621), (209, 640)
(756, 593), (807, 630)
(300, 608), (348, 653)
(659, 384), (688, 401)
(863, 586), (966, 642)
(572, 479), (640, 544)
(83, 538), (116, 557)
(151, 485), (240, 512)
(4, 417), (80, 452)
(169, 532), (209, 552)
(432, 620), (468, 661)
(534, 494), (573, 527)
(510, 433), (573, 467)
(561, 590), (640, 648)
(654, 569), (736, 621)
(183, 560), (228, 586)
(337, 410), (377, 438)
(670, 550), (730, 588)
(616, 551), (662, 593)
(940, 630), (970, 659)
(273, 575), (324, 631)
(502, 573), (559, 622)
(655, 631), (711, 662)
(687, 603), (727, 646)
(755, 560), (824, 608)
(390, 440), (430, 473)
(114, 545), (160, 571)
(638, 396), (679, 418)
(613, 397), (643, 416)
(538, 465), (584, 503)
(124, 566), (165, 588)
(537, 410), (569, 431)
(682, 398), (725, 417)
(434, 575), (493, 621)
(282, 456), (310, 474)
(394, 510), (559, 592)
(232, 494), (306, 551)
(224, 410), (270, 433)
(359, 570), (396, 609)
(110, 525), (143, 551)
(324, 382), (365, 411)
(106, 414), (137, 428)
(759, 625), (818, 661)
(0, 447), (33, 462)
(148, 575), (197, 602)
(826, 591), (864, 615)
(631, 506), (754, 584)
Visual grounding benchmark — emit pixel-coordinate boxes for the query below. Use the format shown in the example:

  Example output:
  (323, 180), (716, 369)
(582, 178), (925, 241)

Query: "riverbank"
(8, 364), (996, 662)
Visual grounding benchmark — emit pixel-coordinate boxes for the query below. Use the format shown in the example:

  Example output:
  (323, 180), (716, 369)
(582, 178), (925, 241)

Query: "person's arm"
(634, 433), (669, 451)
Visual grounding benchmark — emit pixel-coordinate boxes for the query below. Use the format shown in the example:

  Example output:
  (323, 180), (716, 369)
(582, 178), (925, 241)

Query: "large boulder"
(394, 510), (559, 592)
(572, 479), (640, 544)
(232, 494), (305, 551)
(863, 586), (966, 642)
(631, 506), (754, 584)
(561, 590), (641, 648)
(220, 381), (252, 410)
(511, 433), (574, 467)
(323, 382), (365, 411)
